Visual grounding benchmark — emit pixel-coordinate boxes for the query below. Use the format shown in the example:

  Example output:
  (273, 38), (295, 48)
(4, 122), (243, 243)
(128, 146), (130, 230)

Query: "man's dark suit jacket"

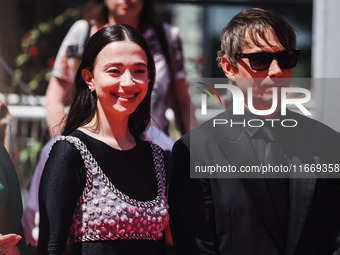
(169, 107), (340, 255)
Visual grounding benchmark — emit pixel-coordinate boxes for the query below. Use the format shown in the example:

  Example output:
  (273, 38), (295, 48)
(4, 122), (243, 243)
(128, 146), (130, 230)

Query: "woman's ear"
(221, 56), (237, 82)
(81, 69), (95, 91)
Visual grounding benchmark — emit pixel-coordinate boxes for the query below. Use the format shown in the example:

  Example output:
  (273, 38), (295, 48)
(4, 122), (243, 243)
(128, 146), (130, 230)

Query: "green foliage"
(17, 139), (42, 187)
(12, 8), (81, 95)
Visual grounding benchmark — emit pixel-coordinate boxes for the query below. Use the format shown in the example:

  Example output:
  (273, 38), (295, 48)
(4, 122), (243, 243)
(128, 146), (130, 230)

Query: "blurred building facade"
(313, 0), (340, 131)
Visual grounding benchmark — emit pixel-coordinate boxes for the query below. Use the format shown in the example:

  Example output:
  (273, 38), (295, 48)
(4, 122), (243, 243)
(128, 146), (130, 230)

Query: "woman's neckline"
(74, 129), (140, 152)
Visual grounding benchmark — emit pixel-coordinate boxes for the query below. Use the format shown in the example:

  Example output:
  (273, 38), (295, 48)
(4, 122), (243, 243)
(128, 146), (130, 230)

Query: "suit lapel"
(217, 114), (287, 253)
(283, 111), (318, 255)
(286, 172), (317, 255)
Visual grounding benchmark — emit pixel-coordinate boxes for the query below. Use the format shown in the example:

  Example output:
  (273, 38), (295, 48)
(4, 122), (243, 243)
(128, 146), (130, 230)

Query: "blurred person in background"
(0, 140), (27, 255)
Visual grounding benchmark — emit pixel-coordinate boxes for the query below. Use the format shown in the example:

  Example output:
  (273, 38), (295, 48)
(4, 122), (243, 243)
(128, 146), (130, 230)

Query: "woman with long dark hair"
(23, 1), (195, 248)
(45, 0), (196, 139)
(38, 24), (168, 255)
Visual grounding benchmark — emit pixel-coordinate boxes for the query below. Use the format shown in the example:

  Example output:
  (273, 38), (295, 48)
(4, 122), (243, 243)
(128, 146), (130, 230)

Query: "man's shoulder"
(288, 110), (340, 138)
(177, 109), (236, 149)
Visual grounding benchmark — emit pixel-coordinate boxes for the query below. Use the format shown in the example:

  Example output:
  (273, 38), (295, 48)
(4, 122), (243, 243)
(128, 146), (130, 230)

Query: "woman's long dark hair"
(62, 24), (156, 138)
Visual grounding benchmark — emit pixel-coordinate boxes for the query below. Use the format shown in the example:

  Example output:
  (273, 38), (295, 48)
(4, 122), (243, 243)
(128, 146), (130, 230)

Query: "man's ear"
(221, 56), (237, 81)
(81, 69), (95, 91)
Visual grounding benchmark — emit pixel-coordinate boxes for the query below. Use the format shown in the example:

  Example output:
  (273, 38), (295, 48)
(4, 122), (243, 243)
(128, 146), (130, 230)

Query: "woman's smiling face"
(83, 40), (149, 118)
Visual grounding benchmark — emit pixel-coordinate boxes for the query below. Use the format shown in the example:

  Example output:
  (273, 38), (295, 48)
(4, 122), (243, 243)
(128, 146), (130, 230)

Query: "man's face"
(221, 28), (293, 117)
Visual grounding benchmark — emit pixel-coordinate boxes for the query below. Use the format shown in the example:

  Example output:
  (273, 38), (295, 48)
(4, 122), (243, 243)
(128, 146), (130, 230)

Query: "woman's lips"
(111, 92), (139, 100)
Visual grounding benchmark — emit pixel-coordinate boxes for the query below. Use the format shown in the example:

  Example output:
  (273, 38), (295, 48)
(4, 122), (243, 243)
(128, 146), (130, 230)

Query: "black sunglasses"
(235, 49), (300, 71)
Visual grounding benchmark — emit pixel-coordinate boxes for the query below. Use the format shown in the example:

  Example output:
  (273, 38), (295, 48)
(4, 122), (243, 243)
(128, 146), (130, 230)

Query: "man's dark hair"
(217, 8), (297, 68)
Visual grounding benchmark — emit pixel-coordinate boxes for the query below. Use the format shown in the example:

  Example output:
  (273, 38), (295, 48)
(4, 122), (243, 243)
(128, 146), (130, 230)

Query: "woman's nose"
(120, 70), (135, 86)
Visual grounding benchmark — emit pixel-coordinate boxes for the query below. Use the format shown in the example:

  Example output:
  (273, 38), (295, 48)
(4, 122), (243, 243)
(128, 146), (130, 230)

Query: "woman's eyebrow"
(103, 62), (147, 68)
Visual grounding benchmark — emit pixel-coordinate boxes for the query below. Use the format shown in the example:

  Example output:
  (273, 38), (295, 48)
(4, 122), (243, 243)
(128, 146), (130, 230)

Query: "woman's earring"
(89, 87), (95, 92)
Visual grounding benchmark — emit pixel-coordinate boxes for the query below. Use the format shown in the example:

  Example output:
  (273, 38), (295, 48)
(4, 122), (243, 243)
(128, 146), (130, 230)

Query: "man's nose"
(268, 59), (283, 78)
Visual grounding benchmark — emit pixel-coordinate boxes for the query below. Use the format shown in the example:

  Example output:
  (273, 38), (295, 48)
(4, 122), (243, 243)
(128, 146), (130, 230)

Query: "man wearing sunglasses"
(169, 8), (340, 255)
